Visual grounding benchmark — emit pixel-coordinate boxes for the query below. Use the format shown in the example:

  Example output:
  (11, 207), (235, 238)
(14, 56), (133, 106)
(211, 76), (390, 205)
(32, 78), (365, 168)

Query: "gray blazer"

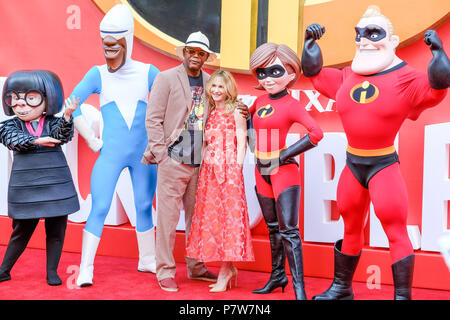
(142, 63), (210, 164)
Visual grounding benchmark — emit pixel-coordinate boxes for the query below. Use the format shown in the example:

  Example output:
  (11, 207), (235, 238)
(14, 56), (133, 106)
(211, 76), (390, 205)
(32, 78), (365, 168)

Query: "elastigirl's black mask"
(355, 24), (387, 42)
(256, 65), (286, 80)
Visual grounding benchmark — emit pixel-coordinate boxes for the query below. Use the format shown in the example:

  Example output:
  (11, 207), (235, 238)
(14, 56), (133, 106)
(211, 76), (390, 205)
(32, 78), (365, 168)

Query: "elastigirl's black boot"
(252, 190), (288, 294)
(276, 185), (307, 300)
(312, 239), (361, 300)
(392, 254), (415, 300)
(252, 229), (288, 294)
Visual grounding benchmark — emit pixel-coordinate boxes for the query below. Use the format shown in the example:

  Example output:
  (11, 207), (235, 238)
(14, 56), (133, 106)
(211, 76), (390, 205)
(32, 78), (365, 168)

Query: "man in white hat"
(142, 31), (218, 292)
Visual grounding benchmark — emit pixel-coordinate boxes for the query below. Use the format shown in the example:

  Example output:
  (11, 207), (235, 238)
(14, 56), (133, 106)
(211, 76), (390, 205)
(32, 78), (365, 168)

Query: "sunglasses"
(5, 90), (45, 108)
(184, 47), (209, 58)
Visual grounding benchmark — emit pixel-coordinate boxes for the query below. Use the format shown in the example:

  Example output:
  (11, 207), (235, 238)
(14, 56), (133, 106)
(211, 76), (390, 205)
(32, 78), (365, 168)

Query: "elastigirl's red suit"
(247, 42), (324, 300)
(250, 92), (323, 198)
(302, 21), (449, 300)
(248, 42), (324, 300)
(249, 91), (323, 300)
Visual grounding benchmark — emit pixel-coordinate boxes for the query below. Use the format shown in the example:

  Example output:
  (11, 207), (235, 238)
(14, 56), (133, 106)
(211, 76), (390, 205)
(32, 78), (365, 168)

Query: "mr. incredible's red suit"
(302, 6), (449, 300)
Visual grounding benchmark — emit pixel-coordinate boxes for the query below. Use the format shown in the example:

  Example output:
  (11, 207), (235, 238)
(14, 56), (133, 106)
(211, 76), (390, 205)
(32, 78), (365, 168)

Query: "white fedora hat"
(175, 31), (217, 62)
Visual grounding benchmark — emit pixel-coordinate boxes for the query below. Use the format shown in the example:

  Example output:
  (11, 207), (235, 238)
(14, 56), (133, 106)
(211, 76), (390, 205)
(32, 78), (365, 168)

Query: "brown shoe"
(188, 270), (218, 282)
(158, 278), (179, 292)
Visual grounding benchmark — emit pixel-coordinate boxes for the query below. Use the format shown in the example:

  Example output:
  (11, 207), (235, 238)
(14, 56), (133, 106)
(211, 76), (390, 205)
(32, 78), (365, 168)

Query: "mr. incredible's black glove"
(301, 24), (326, 77)
(424, 30), (450, 89)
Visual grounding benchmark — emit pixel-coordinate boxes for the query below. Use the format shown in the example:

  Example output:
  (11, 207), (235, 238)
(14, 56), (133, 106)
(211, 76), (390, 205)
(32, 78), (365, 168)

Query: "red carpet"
(0, 245), (448, 300)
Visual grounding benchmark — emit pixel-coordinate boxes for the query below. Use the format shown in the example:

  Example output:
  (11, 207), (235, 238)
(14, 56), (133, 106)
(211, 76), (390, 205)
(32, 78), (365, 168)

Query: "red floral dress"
(186, 106), (254, 262)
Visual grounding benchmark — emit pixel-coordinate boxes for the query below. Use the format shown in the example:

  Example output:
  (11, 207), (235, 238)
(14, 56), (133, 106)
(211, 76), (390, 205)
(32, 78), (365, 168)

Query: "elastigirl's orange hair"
(249, 42), (301, 90)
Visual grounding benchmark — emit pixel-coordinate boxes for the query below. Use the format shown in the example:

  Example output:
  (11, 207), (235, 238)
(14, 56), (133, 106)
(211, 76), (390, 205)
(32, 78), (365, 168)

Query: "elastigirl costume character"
(69, 4), (159, 287)
(302, 5), (449, 300)
(0, 70), (79, 286)
(248, 43), (323, 300)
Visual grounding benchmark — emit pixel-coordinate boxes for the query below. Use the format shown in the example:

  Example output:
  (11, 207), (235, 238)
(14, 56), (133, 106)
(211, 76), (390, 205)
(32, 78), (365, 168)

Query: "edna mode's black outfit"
(0, 116), (79, 285)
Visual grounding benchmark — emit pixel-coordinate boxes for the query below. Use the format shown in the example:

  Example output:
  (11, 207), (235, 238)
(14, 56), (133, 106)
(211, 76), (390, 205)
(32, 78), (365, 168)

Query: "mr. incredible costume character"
(302, 5), (449, 300)
(69, 4), (159, 287)
(248, 43), (323, 300)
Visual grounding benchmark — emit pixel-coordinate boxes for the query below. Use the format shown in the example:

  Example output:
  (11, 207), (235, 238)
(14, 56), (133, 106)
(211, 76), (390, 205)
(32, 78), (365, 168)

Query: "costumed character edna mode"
(69, 4), (159, 287)
(0, 70), (79, 286)
(302, 5), (449, 300)
(248, 43), (324, 300)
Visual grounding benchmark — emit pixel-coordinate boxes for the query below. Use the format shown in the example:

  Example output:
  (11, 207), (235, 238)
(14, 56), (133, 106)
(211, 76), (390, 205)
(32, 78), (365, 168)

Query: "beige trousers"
(155, 156), (208, 281)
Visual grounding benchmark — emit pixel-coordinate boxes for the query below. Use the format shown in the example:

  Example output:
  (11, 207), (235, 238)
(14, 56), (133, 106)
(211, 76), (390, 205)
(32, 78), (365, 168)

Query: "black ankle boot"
(253, 190), (288, 294)
(276, 186), (307, 300)
(392, 254), (415, 300)
(0, 268), (11, 282)
(313, 239), (361, 300)
(46, 271), (62, 286)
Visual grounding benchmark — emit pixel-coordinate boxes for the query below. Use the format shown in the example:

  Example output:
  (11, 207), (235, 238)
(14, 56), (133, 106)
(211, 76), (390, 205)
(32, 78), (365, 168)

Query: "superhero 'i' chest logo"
(256, 105), (275, 118)
(350, 81), (379, 104)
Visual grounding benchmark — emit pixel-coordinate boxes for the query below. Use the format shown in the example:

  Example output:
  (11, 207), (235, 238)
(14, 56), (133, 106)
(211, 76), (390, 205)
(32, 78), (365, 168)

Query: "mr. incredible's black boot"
(313, 239), (361, 300)
(392, 254), (415, 300)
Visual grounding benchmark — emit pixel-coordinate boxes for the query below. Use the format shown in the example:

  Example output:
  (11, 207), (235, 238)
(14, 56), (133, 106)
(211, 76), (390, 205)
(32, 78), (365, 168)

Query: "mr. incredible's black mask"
(355, 24), (387, 42)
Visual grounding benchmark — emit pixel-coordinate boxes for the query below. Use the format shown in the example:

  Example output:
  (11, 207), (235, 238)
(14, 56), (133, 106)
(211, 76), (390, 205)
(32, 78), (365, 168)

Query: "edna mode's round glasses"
(4, 90), (46, 108)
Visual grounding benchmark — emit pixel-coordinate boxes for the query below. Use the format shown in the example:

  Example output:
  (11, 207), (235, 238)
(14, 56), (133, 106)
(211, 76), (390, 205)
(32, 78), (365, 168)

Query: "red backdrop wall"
(0, 0), (449, 291)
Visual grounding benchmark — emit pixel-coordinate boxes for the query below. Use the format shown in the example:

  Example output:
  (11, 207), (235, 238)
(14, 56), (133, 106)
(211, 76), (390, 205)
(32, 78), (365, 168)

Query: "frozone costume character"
(142, 31), (220, 292)
(248, 43), (324, 300)
(0, 70), (79, 286)
(302, 5), (449, 300)
(70, 4), (159, 287)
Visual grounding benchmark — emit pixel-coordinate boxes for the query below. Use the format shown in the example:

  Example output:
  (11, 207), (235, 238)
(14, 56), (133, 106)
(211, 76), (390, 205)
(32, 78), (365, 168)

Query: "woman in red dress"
(186, 70), (254, 292)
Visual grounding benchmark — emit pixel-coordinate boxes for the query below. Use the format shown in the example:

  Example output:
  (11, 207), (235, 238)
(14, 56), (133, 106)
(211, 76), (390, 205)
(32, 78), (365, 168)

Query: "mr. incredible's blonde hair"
(361, 5), (395, 38)
(249, 42), (301, 90)
(205, 69), (239, 115)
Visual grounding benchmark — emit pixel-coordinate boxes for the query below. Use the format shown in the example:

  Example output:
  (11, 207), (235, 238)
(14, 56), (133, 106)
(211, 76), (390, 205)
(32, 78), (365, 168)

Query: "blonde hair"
(361, 5), (394, 38)
(249, 42), (301, 90)
(206, 70), (239, 115)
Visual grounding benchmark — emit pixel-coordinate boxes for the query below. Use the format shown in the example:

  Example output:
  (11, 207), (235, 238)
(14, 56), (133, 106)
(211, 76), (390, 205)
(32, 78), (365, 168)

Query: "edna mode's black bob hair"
(2, 70), (64, 116)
